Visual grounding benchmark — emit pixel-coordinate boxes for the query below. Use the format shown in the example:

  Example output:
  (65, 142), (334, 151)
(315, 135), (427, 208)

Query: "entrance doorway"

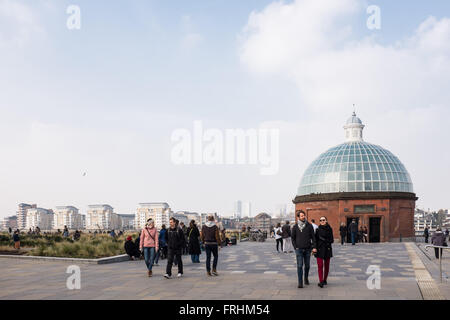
(346, 217), (359, 243)
(369, 217), (381, 242)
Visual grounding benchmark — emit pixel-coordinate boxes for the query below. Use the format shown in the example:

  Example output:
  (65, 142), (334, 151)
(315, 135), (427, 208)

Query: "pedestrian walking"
(63, 225), (69, 238)
(140, 219), (159, 277)
(315, 216), (333, 288)
(180, 222), (189, 255)
(159, 224), (168, 260)
(13, 230), (20, 250)
(349, 219), (358, 245)
(339, 222), (346, 245)
(164, 217), (185, 279)
(291, 210), (317, 288)
(363, 226), (368, 243)
(274, 223), (283, 252)
(187, 220), (201, 263)
(281, 220), (293, 253)
(200, 215), (221, 276)
(424, 226), (429, 243)
(431, 228), (447, 259)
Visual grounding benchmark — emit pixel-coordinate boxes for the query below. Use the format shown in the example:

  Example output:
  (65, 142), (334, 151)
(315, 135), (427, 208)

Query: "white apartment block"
(17, 203), (37, 230)
(25, 208), (54, 230)
(173, 212), (189, 226)
(53, 206), (83, 230)
(86, 204), (121, 230)
(135, 203), (172, 230)
(1, 216), (17, 231)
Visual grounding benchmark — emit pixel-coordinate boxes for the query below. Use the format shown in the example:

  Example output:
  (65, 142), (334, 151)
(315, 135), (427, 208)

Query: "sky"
(1, 0), (450, 218)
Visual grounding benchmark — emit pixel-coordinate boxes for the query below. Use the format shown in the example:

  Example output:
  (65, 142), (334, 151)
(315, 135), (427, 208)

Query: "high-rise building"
(53, 206), (83, 230)
(86, 204), (121, 230)
(17, 203), (37, 230)
(234, 200), (242, 219)
(135, 203), (172, 230)
(25, 208), (54, 230)
(242, 201), (252, 218)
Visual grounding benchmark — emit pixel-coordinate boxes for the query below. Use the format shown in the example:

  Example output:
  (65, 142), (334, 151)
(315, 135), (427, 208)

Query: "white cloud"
(0, 0), (44, 47)
(180, 14), (204, 50)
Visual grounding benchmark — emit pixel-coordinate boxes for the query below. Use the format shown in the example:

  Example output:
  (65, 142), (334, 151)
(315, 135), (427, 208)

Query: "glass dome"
(297, 141), (414, 196)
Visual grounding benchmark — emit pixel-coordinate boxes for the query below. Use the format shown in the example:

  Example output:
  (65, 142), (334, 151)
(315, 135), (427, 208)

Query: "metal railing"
(424, 244), (450, 283)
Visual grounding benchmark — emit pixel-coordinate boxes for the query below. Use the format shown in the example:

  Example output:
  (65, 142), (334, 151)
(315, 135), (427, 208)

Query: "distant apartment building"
(53, 206), (83, 230)
(135, 203), (172, 230)
(234, 200), (242, 219)
(185, 212), (201, 225)
(86, 204), (121, 230)
(17, 203), (37, 230)
(242, 201), (252, 218)
(1, 215), (17, 231)
(173, 212), (189, 226)
(25, 208), (54, 230)
(118, 214), (135, 230)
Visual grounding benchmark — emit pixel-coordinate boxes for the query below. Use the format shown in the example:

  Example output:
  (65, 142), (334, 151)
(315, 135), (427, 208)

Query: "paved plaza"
(0, 240), (448, 300)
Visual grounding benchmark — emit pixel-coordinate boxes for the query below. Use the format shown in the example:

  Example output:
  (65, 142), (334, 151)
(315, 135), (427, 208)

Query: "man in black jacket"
(291, 210), (317, 288)
(164, 217), (185, 279)
(349, 219), (358, 245)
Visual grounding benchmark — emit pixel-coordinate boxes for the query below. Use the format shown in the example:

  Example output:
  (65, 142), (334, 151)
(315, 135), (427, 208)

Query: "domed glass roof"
(297, 114), (414, 196)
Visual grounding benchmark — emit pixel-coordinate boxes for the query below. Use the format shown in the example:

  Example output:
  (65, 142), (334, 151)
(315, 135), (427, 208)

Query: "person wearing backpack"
(274, 223), (283, 253)
(139, 218), (159, 277)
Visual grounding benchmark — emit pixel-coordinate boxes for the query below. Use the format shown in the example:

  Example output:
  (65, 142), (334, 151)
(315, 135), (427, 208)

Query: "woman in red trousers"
(315, 216), (334, 288)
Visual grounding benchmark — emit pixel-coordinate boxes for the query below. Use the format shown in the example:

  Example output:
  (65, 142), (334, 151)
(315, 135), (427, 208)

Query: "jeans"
(351, 232), (356, 245)
(191, 254), (200, 263)
(166, 248), (183, 276)
(340, 235), (345, 245)
(276, 238), (283, 252)
(317, 257), (330, 283)
(143, 247), (156, 271)
(295, 248), (311, 284)
(205, 244), (218, 272)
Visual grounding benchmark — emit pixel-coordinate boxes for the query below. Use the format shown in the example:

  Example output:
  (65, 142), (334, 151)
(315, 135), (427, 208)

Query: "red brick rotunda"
(293, 113), (417, 242)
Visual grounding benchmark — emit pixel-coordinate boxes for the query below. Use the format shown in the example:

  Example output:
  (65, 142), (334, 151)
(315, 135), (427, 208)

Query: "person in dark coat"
(349, 219), (358, 245)
(424, 226), (429, 243)
(124, 236), (140, 260)
(281, 220), (292, 253)
(431, 228), (447, 259)
(315, 216), (334, 287)
(339, 222), (346, 245)
(291, 210), (317, 288)
(164, 217), (185, 279)
(187, 220), (201, 263)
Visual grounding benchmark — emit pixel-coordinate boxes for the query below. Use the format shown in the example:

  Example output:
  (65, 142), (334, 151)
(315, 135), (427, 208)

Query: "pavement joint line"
(405, 242), (445, 300)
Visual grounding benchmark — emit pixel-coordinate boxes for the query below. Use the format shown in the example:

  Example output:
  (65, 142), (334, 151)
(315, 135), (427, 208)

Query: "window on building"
(354, 205), (376, 213)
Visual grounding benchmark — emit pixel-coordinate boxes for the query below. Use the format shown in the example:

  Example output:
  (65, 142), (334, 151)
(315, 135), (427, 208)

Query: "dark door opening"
(369, 217), (381, 243)
(346, 217), (359, 243)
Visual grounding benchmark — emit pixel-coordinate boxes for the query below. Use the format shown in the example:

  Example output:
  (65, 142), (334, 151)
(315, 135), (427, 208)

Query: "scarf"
(298, 220), (306, 232)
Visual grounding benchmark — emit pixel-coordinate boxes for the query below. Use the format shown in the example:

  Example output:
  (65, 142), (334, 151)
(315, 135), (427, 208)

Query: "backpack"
(276, 228), (282, 236)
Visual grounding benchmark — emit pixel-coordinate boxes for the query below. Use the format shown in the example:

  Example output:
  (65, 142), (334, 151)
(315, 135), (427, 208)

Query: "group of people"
(125, 215), (223, 278)
(339, 220), (368, 245)
(274, 211), (334, 288)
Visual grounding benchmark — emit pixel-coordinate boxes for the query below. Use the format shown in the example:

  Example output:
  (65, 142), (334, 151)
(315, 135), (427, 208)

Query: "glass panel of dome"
(370, 163), (377, 171)
(349, 154), (355, 162)
(372, 172), (379, 180)
(368, 154), (374, 161)
(373, 182), (380, 190)
(363, 163), (370, 170)
(364, 172), (371, 180)
(380, 182), (387, 191)
(341, 162), (348, 171)
(348, 172), (355, 181)
(356, 182), (363, 190)
(340, 171), (348, 180)
(379, 172), (386, 180)
(365, 182), (372, 191)
(356, 172), (363, 180)
(349, 182), (357, 192)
